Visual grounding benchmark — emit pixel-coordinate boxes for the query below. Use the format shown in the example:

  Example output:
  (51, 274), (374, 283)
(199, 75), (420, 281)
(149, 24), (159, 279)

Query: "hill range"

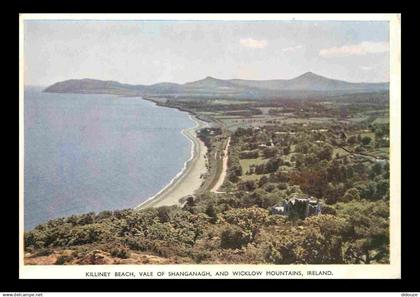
(44, 72), (389, 100)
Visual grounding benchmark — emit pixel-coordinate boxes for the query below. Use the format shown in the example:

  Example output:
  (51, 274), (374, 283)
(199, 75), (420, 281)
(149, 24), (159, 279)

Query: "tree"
(289, 168), (329, 199)
(257, 175), (269, 187)
(76, 212), (95, 225)
(361, 136), (372, 146)
(347, 135), (357, 145)
(317, 145), (333, 161)
(205, 202), (218, 224)
(359, 181), (377, 200)
(376, 179), (389, 199)
(239, 150), (259, 159)
(157, 206), (172, 223)
(341, 201), (389, 264)
(223, 207), (269, 242)
(238, 180), (257, 192)
(220, 225), (246, 249)
(262, 147), (278, 158)
(372, 163), (383, 176)
(262, 215), (346, 264)
(342, 188), (360, 202)
(324, 183), (345, 204)
(265, 157), (281, 173)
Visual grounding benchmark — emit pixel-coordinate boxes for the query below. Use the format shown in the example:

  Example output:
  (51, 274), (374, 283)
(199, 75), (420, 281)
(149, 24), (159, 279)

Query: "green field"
(241, 173), (269, 182)
(239, 158), (268, 174)
(373, 117), (389, 125)
(333, 147), (350, 158)
(360, 132), (376, 139)
(210, 99), (252, 105)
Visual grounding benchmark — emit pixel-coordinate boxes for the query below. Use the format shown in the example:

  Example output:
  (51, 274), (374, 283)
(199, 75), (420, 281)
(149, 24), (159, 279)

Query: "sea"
(24, 87), (194, 230)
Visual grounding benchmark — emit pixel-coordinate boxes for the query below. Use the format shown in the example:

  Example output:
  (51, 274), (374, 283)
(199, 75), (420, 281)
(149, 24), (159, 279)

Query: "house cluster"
(271, 196), (322, 218)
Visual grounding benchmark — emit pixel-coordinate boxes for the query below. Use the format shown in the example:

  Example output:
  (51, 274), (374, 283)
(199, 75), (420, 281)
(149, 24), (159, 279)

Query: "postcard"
(19, 13), (401, 279)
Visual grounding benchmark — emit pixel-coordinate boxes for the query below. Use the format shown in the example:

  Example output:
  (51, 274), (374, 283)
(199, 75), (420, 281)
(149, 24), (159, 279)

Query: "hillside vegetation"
(24, 195), (389, 264)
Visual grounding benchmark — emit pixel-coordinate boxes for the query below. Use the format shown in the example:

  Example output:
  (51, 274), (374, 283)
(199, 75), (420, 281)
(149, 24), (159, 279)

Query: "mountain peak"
(185, 75), (231, 87)
(296, 71), (322, 79)
(204, 76), (218, 81)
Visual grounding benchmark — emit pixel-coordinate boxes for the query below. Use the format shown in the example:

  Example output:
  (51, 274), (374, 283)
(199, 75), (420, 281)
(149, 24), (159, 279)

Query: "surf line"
(134, 114), (202, 209)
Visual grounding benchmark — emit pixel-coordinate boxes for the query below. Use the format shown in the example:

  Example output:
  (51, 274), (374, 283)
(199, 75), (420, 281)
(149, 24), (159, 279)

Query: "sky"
(24, 20), (390, 86)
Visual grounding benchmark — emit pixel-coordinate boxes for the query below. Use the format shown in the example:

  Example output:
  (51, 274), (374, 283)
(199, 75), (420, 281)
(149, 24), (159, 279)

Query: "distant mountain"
(185, 76), (239, 90)
(229, 72), (389, 92)
(144, 82), (183, 94)
(44, 72), (389, 99)
(44, 78), (145, 95)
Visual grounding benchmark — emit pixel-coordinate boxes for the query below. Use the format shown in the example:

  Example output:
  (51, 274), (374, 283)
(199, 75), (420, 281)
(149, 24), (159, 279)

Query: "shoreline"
(135, 113), (209, 210)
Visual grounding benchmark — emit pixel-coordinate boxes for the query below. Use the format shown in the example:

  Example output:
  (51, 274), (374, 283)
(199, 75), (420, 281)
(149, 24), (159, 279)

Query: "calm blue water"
(24, 87), (194, 230)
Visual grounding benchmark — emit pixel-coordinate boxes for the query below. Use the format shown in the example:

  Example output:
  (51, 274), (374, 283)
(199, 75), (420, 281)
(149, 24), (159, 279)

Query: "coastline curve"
(135, 114), (208, 210)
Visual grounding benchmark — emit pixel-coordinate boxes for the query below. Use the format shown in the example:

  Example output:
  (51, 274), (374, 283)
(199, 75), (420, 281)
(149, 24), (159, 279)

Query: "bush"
(321, 205), (337, 215)
(263, 183), (277, 193)
(277, 182), (288, 190)
(342, 188), (360, 202)
(157, 206), (172, 223)
(55, 255), (72, 265)
(55, 256), (66, 265)
(220, 225), (246, 249)
(205, 202), (218, 224)
(239, 150), (259, 159)
(238, 180), (257, 192)
(262, 147), (278, 158)
(110, 247), (130, 259)
(33, 248), (53, 257)
(362, 136), (372, 146)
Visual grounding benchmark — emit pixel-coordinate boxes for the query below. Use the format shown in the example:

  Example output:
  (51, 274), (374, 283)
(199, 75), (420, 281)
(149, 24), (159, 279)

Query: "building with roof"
(271, 196), (322, 219)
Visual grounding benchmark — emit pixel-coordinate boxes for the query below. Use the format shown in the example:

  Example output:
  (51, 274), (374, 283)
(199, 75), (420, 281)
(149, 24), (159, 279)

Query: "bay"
(24, 87), (194, 230)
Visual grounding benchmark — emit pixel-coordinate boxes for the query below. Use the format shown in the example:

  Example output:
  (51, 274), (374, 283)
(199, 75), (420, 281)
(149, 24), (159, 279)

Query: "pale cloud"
(282, 45), (304, 52)
(319, 41), (389, 58)
(239, 38), (268, 49)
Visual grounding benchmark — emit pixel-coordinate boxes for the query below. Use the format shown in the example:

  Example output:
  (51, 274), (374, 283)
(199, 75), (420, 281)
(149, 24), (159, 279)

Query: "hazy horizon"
(24, 20), (390, 86)
(25, 70), (390, 88)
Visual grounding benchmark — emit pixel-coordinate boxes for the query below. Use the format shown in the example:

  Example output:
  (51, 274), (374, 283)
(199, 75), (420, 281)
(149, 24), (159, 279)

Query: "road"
(210, 136), (231, 193)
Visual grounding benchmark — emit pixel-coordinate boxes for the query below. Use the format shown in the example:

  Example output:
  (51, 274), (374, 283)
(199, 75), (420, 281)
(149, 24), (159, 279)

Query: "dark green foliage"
(205, 202), (218, 224)
(337, 200), (389, 264)
(317, 145), (333, 161)
(238, 180), (257, 192)
(362, 136), (372, 146)
(321, 204), (337, 215)
(110, 247), (130, 259)
(239, 150), (259, 159)
(287, 199), (308, 220)
(262, 147), (278, 158)
(25, 197), (389, 264)
(220, 225), (247, 249)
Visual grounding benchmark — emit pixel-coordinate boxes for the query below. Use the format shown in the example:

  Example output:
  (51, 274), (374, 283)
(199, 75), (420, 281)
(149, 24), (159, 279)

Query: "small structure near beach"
(271, 196), (321, 219)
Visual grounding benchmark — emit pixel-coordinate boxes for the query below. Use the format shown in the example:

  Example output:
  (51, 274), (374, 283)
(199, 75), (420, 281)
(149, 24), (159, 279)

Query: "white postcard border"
(19, 13), (401, 279)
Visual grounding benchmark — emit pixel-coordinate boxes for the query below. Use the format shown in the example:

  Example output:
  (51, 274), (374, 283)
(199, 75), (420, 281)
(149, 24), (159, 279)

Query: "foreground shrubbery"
(24, 195), (389, 264)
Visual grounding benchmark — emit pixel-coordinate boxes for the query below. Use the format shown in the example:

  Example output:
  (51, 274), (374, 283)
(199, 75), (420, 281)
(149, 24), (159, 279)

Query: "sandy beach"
(135, 115), (208, 210)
